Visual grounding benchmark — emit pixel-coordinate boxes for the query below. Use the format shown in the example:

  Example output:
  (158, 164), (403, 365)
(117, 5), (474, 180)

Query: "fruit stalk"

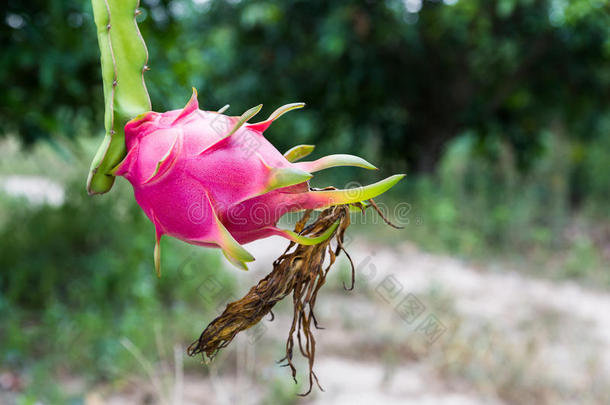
(87, 0), (151, 195)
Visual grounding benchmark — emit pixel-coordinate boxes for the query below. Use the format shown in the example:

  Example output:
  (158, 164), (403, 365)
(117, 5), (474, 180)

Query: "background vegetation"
(1, 0), (608, 403)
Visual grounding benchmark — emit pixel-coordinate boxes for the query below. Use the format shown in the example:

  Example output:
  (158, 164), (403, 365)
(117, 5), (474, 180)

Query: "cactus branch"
(87, 0), (151, 195)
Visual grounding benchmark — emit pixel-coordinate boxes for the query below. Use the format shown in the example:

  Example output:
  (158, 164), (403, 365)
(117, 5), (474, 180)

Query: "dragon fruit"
(113, 89), (404, 273)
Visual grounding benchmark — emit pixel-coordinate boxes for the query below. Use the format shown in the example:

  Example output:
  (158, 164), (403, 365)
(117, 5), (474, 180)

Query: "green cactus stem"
(87, 0), (151, 195)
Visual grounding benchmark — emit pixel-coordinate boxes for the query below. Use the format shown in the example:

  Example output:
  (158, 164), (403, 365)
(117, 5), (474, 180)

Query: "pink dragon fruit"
(113, 89), (404, 273)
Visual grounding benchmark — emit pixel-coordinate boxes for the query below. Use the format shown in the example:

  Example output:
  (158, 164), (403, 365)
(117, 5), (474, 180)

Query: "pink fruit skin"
(114, 89), (404, 271)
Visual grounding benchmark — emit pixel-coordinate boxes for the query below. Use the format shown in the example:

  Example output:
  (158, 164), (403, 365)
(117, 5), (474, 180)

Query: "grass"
(345, 131), (609, 289)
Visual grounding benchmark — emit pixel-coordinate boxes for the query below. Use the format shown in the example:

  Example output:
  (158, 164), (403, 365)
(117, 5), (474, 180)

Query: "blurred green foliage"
(1, 0), (99, 143)
(349, 128), (609, 285)
(2, 0), (609, 176)
(0, 161), (237, 400)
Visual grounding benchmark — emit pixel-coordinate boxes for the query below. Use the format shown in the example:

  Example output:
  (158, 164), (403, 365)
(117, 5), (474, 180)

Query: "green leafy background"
(1, 0), (609, 403)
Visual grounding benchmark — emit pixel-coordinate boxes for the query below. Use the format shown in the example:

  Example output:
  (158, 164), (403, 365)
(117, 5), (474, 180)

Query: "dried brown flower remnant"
(188, 202), (378, 395)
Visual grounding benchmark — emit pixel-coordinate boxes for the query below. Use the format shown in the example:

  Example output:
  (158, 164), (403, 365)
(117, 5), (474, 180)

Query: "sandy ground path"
(232, 236), (610, 405)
